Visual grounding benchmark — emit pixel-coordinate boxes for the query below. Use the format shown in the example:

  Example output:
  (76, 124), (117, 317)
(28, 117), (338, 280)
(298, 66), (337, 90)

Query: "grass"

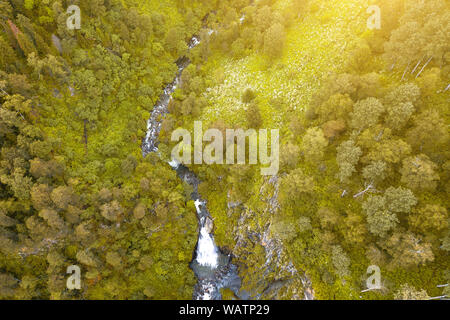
(201, 0), (370, 129)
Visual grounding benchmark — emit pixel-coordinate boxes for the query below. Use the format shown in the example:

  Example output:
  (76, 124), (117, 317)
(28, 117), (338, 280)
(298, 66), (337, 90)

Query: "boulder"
(204, 217), (214, 234)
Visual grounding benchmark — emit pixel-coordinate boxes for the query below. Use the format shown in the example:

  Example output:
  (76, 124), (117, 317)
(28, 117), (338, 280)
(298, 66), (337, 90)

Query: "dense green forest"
(0, 0), (449, 300)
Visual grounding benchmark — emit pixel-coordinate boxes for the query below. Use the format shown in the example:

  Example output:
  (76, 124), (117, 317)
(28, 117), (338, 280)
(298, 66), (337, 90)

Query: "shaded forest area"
(0, 0), (219, 299)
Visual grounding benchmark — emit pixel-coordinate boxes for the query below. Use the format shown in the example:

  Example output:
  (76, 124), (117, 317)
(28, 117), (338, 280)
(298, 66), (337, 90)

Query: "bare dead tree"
(17, 111), (25, 120)
(353, 182), (377, 198)
(374, 129), (384, 142)
(444, 84), (450, 92)
(361, 287), (382, 293)
(0, 87), (27, 120)
(428, 295), (448, 300)
(412, 157), (422, 168)
(416, 56), (433, 79)
(0, 87), (9, 96)
(428, 284), (450, 300)
(411, 55), (425, 75)
(401, 61), (411, 81)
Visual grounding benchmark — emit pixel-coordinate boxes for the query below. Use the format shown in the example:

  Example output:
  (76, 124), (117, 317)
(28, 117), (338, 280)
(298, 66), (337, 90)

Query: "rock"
(51, 34), (62, 54)
(227, 201), (242, 209)
(204, 217), (214, 234)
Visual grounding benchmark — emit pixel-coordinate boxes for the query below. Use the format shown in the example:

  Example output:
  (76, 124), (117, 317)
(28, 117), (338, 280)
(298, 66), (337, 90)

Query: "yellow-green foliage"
(172, 0), (449, 300)
(1, 0), (448, 301)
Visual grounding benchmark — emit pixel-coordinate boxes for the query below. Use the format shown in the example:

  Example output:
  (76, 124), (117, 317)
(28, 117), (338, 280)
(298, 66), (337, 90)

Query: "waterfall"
(196, 226), (219, 268)
(194, 201), (219, 268)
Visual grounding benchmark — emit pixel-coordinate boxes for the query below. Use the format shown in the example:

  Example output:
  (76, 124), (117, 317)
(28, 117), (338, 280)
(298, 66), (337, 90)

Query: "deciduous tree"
(400, 155), (440, 192)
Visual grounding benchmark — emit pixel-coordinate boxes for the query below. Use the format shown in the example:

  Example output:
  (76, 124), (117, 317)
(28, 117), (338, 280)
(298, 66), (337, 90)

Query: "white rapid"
(168, 158), (181, 169)
(196, 227), (219, 268)
(195, 201), (219, 269)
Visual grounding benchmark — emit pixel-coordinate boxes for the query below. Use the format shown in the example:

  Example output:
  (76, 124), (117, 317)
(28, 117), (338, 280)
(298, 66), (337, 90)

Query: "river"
(142, 35), (241, 300)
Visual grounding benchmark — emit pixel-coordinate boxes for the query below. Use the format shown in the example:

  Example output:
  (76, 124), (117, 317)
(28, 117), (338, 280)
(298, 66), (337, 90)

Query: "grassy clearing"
(201, 0), (369, 129)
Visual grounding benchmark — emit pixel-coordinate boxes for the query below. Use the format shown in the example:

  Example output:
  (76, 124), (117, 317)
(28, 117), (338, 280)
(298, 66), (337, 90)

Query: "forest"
(0, 0), (449, 300)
